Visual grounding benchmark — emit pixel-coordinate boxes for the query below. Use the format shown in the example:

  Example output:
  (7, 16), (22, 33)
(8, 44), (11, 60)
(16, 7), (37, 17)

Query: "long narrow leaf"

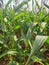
(0, 50), (17, 59)
(43, 0), (49, 9)
(35, 0), (40, 9)
(25, 35), (47, 65)
(5, 0), (13, 9)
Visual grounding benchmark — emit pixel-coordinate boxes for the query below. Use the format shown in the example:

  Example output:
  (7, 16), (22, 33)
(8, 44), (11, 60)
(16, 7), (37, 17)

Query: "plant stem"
(25, 50), (34, 65)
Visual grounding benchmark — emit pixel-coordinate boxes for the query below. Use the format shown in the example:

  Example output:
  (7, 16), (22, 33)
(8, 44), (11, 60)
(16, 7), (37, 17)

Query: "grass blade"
(25, 35), (47, 65)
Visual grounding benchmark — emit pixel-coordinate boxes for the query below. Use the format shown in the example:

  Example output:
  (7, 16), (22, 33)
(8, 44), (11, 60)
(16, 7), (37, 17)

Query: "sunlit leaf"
(25, 35), (48, 65)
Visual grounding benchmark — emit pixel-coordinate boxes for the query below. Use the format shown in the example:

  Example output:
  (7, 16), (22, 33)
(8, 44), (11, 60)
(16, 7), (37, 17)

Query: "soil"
(32, 62), (42, 65)
(43, 49), (49, 60)
(20, 40), (26, 50)
(0, 61), (4, 65)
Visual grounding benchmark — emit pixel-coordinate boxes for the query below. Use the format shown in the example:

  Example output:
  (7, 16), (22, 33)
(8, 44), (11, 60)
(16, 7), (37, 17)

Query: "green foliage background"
(0, 0), (49, 65)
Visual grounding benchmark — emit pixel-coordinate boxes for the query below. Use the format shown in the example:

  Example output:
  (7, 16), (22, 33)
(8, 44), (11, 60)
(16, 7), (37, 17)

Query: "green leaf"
(46, 36), (49, 44)
(14, 25), (21, 30)
(5, 0), (13, 9)
(45, 36), (49, 48)
(8, 61), (19, 65)
(32, 56), (44, 65)
(0, 41), (9, 49)
(25, 35), (48, 65)
(0, 50), (17, 59)
(35, 0), (40, 9)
